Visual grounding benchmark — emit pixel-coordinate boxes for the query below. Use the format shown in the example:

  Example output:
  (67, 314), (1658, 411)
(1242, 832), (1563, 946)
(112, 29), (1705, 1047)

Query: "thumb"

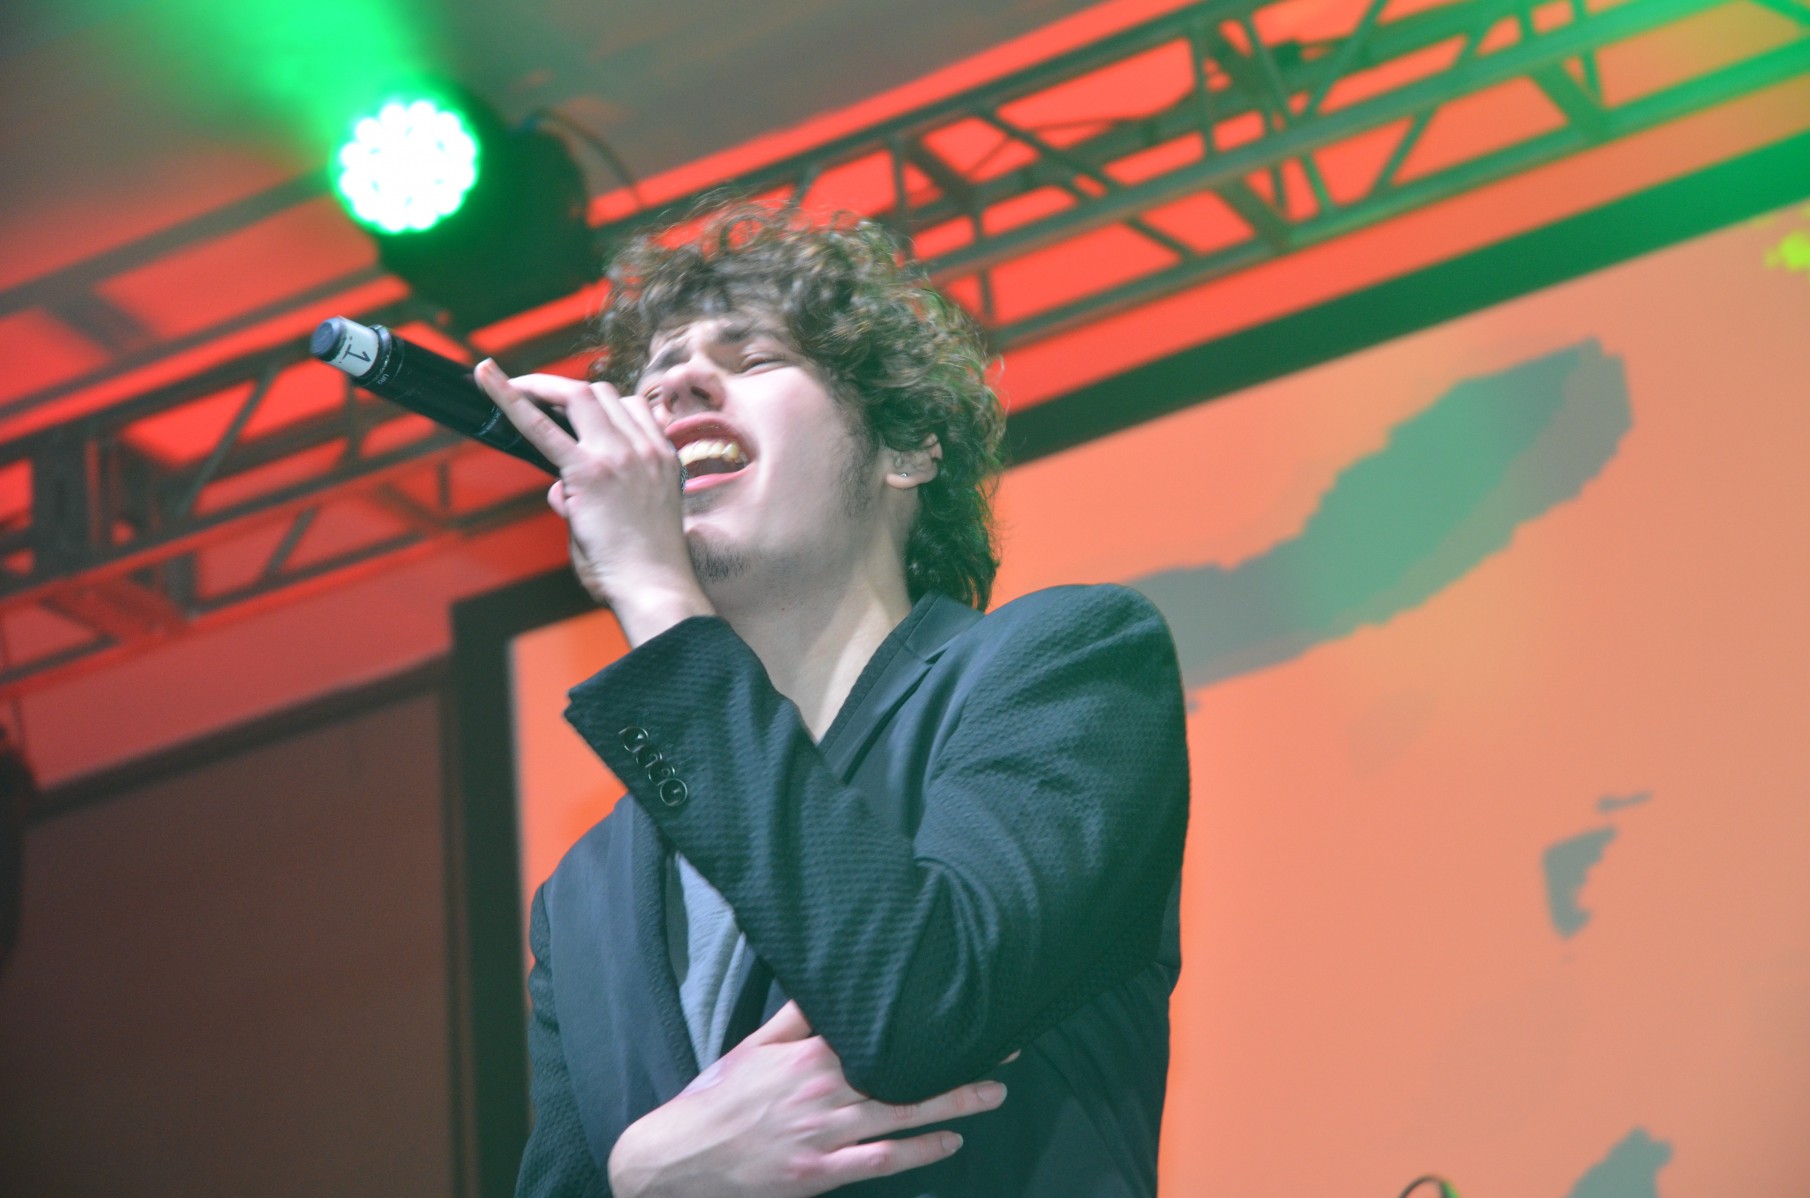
(740, 1000), (812, 1048)
(683, 1001), (812, 1095)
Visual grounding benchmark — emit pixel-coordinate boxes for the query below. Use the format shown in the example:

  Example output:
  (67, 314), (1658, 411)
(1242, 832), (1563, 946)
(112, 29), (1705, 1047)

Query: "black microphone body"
(310, 315), (564, 475)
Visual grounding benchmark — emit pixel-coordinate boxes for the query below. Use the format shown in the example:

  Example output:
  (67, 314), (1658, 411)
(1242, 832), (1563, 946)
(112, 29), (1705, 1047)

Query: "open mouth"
(673, 429), (753, 490)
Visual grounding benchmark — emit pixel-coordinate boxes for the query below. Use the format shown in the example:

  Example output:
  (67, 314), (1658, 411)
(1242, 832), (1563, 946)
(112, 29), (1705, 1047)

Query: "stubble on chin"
(679, 433), (879, 590)
(680, 489), (749, 585)
(687, 535), (750, 585)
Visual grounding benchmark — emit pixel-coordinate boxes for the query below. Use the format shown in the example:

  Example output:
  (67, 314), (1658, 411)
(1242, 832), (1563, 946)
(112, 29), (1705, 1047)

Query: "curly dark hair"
(587, 203), (1005, 609)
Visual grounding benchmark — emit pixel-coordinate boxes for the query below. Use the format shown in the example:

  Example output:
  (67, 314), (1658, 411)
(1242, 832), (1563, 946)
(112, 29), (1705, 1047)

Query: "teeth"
(676, 438), (748, 468)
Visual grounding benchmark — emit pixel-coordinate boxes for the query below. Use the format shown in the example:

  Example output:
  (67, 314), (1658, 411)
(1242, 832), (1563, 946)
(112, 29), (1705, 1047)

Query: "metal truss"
(4, 0), (1808, 692)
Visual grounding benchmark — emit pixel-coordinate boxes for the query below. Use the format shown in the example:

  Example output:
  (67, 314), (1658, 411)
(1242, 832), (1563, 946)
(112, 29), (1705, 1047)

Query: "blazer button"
(620, 726), (650, 751)
(632, 744), (662, 770)
(647, 761), (677, 782)
(658, 778), (689, 807)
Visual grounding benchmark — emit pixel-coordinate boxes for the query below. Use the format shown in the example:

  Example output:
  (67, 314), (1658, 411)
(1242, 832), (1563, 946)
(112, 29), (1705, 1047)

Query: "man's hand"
(475, 360), (713, 644)
(608, 1002), (1007, 1198)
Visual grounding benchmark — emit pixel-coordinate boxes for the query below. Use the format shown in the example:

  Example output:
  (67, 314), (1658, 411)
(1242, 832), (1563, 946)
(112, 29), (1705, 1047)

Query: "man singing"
(480, 205), (1188, 1197)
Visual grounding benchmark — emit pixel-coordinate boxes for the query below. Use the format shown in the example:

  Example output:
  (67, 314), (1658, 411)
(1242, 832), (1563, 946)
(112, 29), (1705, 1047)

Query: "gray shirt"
(664, 852), (756, 1067)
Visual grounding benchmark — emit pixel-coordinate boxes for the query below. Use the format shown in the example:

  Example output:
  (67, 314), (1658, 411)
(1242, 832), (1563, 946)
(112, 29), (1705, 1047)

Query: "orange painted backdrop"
(509, 202), (1810, 1195)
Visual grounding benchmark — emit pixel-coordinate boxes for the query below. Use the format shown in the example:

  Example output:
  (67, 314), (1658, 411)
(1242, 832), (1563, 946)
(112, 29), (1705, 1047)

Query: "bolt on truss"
(3, 0), (1808, 692)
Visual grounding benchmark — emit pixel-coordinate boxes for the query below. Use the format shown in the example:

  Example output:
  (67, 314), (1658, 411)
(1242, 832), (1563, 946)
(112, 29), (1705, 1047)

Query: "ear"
(883, 435), (942, 492)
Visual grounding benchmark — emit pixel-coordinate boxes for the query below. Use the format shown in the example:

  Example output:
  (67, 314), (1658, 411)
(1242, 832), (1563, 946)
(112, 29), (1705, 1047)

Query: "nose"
(654, 357), (724, 422)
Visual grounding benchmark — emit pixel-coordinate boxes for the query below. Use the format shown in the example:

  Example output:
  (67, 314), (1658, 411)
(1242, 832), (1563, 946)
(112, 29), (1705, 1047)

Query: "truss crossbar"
(2, 0), (1806, 693)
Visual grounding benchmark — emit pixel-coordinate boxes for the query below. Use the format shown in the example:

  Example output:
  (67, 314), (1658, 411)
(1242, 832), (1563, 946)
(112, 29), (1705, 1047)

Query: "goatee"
(688, 537), (751, 585)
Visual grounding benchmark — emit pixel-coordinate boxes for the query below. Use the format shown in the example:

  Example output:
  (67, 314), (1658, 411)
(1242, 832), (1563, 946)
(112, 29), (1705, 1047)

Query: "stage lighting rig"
(333, 86), (596, 329)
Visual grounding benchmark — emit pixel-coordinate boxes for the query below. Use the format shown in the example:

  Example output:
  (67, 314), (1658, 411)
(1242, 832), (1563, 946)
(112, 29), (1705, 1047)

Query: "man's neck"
(711, 572), (913, 741)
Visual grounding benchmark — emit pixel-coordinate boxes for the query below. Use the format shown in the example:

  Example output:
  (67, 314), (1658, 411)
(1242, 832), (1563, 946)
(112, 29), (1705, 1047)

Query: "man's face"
(639, 315), (888, 590)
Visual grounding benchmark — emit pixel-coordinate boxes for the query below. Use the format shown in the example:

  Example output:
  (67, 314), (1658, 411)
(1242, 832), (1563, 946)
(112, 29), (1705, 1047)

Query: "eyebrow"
(642, 320), (780, 380)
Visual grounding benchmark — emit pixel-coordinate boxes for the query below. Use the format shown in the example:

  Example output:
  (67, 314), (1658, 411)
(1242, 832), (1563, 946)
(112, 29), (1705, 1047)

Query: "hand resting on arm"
(608, 1002), (1007, 1198)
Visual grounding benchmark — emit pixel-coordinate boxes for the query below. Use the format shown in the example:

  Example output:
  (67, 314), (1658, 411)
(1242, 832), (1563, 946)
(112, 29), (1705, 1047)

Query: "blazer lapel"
(818, 592), (980, 777)
(720, 593), (982, 1054)
(545, 806), (697, 1168)
(630, 805), (702, 1082)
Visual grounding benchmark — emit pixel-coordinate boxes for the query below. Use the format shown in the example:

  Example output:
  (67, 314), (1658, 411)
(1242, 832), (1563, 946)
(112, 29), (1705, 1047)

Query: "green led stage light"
(335, 99), (481, 233)
(333, 86), (597, 329)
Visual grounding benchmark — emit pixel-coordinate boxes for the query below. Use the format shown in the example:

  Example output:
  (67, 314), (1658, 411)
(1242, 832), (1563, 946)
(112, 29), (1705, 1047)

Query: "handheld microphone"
(309, 315), (566, 475)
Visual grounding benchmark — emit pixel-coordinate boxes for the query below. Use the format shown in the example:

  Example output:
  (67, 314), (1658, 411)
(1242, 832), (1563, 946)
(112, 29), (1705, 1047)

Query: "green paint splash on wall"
(1563, 1128), (1672, 1198)
(1766, 229), (1810, 279)
(1765, 205), (1810, 280)
(1543, 826), (1616, 939)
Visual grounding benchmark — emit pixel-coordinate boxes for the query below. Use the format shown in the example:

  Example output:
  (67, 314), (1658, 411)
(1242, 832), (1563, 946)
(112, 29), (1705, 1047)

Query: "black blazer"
(518, 584), (1189, 1196)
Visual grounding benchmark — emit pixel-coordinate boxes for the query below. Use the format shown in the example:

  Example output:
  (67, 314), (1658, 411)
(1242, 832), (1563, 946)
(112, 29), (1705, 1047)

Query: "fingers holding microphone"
(476, 362), (683, 505)
(475, 360), (712, 644)
(471, 362), (587, 467)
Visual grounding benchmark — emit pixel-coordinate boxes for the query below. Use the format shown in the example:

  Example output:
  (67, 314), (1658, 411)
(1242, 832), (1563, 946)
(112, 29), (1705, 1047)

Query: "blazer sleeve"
(564, 584), (1189, 1104)
(516, 886), (610, 1198)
